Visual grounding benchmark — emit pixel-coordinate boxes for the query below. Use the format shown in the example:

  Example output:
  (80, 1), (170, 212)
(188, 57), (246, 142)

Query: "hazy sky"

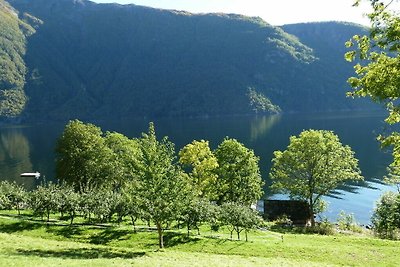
(92, 0), (373, 26)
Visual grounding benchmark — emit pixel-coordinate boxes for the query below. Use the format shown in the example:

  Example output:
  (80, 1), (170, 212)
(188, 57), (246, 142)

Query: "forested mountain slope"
(0, 0), (369, 121)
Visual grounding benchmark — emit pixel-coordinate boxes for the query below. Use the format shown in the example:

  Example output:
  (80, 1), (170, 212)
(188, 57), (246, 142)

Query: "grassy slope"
(0, 213), (399, 266)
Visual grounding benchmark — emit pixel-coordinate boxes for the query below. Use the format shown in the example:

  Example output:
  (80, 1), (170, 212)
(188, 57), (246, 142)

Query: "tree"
(269, 130), (363, 226)
(372, 191), (400, 239)
(346, 0), (400, 180)
(180, 199), (216, 236)
(214, 138), (263, 206)
(55, 120), (114, 191)
(133, 122), (191, 248)
(104, 132), (141, 187)
(179, 140), (218, 199)
(219, 202), (262, 241)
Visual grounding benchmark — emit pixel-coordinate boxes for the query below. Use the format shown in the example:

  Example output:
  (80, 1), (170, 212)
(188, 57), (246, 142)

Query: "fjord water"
(0, 112), (394, 224)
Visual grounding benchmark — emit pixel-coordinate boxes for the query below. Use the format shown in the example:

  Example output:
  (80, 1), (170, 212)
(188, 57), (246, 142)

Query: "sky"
(92, 0), (374, 26)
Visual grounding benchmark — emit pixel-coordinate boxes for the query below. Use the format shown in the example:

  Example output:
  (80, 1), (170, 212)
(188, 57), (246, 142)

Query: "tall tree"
(55, 120), (113, 191)
(269, 130), (363, 226)
(179, 140), (218, 199)
(214, 138), (263, 206)
(104, 132), (141, 186)
(134, 122), (191, 248)
(346, 0), (400, 182)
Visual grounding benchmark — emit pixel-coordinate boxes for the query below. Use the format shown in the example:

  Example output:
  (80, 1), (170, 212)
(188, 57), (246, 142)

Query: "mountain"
(0, 0), (369, 121)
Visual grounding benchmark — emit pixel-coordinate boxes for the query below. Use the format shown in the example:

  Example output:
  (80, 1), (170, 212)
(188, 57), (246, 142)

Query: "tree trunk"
(157, 222), (164, 248)
(245, 231), (248, 242)
(237, 230), (240, 240)
(130, 216), (136, 233)
(309, 199), (315, 227)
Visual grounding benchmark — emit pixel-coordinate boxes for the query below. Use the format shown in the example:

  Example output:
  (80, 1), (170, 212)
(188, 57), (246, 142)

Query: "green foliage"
(0, 180), (27, 213)
(180, 199), (217, 236)
(247, 87), (281, 114)
(55, 120), (114, 190)
(214, 138), (264, 206)
(29, 182), (61, 221)
(346, 1), (400, 180)
(372, 191), (400, 239)
(178, 140), (218, 199)
(133, 122), (192, 248)
(337, 210), (362, 233)
(219, 202), (262, 241)
(104, 132), (141, 186)
(270, 130), (363, 226)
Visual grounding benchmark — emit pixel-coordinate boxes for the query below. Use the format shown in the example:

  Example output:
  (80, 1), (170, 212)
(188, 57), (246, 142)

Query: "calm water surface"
(0, 111), (395, 224)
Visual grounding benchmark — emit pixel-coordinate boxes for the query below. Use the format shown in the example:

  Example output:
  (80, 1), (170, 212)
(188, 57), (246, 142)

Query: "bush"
(337, 210), (362, 233)
(372, 191), (400, 239)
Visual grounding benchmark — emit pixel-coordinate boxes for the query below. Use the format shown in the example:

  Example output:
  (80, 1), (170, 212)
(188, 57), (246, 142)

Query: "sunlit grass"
(0, 211), (399, 266)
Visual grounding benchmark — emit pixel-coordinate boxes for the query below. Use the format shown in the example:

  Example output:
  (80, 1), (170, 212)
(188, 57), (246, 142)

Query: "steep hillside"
(0, 0), (37, 118)
(282, 22), (370, 111)
(0, 0), (369, 121)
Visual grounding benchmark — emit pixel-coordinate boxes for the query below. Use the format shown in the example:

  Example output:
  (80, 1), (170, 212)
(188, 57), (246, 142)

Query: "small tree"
(0, 181), (27, 214)
(372, 191), (400, 239)
(180, 199), (215, 236)
(134, 123), (191, 248)
(29, 182), (61, 221)
(270, 130), (363, 226)
(214, 138), (263, 206)
(219, 202), (262, 241)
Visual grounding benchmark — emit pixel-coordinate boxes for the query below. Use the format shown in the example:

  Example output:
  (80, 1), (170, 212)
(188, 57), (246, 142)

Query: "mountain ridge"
(0, 0), (370, 122)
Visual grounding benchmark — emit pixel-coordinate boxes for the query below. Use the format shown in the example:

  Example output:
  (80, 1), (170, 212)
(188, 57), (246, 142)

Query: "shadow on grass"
(0, 220), (43, 233)
(89, 228), (132, 245)
(15, 247), (145, 259)
(163, 231), (201, 247)
(45, 225), (85, 239)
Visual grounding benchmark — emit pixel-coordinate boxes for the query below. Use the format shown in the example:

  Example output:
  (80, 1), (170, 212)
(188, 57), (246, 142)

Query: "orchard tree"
(179, 140), (218, 199)
(346, 0), (400, 181)
(214, 138), (263, 206)
(134, 123), (191, 248)
(55, 120), (114, 191)
(219, 202), (262, 241)
(269, 130), (363, 226)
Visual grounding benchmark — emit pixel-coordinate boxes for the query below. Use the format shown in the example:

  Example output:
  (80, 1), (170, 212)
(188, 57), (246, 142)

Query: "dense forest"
(0, 0), (370, 121)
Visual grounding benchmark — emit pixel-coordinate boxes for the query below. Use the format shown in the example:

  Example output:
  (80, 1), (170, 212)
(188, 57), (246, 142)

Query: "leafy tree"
(346, 0), (400, 180)
(57, 184), (80, 225)
(104, 132), (141, 187)
(219, 202), (262, 241)
(214, 138), (263, 205)
(179, 140), (219, 199)
(133, 122), (191, 248)
(372, 191), (400, 239)
(55, 120), (114, 191)
(29, 182), (61, 221)
(0, 181), (27, 214)
(180, 199), (216, 236)
(269, 130), (363, 226)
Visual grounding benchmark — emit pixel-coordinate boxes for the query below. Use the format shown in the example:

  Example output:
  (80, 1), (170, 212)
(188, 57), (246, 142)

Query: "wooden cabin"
(263, 200), (312, 226)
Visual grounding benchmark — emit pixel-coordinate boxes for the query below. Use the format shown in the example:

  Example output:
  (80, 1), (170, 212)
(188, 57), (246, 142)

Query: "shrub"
(337, 210), (362, 233)
(372, 191), (400, 239)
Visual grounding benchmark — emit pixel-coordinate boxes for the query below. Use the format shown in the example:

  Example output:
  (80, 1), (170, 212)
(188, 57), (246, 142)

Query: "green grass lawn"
(0, 212), (399, 266)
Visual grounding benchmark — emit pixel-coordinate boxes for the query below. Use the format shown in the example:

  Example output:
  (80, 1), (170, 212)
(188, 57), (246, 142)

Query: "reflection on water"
(0, 111), (395, 223)
(0, 128), (35, 190)
(250, 114), (281, 142)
